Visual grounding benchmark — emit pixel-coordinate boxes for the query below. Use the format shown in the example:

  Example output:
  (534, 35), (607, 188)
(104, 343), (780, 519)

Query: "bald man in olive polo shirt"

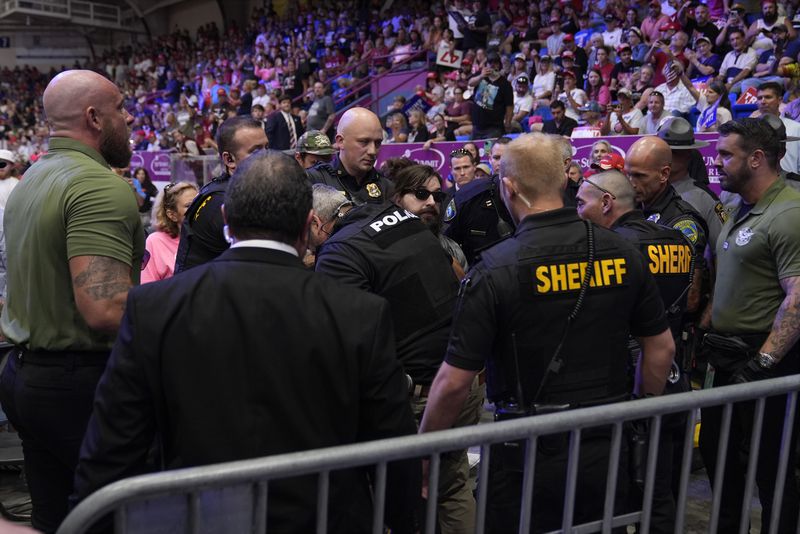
(699, 118), (800, 533)
(0, 70), (143, 532)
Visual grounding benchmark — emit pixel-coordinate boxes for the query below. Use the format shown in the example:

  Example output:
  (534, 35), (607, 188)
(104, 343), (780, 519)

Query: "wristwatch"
(757, 351), (778, 369)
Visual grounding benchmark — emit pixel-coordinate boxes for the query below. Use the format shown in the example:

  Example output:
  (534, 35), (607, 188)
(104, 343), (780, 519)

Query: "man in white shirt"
(511, 75), (534, 132)
(601, 88), (644, 135)
(0, 150), (19, 210)
(654, 61), (697, 115)
(757, 82), (800, 174)
(718, 28), (758, 94)
(602, 14), (623, 48)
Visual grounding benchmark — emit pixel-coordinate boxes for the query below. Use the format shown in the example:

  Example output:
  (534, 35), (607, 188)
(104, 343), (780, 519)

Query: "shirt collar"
(516, 207), (579, 235)
(47, 137), (110, 168)
(230, 239), (299, 257)
(749, 178), (787, 217)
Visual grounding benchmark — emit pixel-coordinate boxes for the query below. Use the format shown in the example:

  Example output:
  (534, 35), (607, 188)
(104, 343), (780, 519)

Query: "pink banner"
(375, 133), (721, 195)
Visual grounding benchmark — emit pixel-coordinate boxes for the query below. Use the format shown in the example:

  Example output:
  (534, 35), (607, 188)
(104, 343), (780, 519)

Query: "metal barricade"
(169, 153), (222, 188)
(57, 375), (800, 534)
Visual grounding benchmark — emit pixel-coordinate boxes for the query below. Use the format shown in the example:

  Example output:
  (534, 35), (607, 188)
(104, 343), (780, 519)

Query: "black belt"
(14, 347), (109, 366)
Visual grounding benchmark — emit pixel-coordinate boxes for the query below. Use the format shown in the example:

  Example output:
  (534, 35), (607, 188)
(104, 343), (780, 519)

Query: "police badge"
(366, 183), (381, 198)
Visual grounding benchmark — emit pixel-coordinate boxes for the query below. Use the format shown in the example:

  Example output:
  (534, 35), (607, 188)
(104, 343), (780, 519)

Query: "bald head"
(576, 170), (636, 227)
(628, 136), (672, 169)
(43, 70), (133, 167)
(44, 70), (121, 133)
(625, 137), (672, 206)
(335, 107), (384, 180)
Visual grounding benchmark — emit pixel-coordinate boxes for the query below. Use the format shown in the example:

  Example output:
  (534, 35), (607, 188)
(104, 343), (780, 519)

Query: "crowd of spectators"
(4, 0), (800, 174)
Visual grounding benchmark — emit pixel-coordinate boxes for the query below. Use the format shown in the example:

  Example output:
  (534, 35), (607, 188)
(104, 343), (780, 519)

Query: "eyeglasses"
(579, 178), (617, 199)
(0, 161), (9, 169)
(405, 188), (447, 203)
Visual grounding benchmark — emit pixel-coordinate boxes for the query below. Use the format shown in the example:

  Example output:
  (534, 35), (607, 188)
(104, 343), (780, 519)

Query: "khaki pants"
(412, 376), (486, 534)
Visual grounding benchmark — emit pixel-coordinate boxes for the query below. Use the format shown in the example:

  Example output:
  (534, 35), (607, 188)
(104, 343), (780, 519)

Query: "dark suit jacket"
(265, 111), (305, 150)
(542, 116), (579, 137)
(74, 247), (419, 533)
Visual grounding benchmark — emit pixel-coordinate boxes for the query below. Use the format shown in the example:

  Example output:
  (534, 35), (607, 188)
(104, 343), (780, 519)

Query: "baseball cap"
(217, 88), (227, 95)
(296, 130), (337, 155)
(562, 69), (577, 78)
(616, 43), (631, 53)
(475, 163), (492, 175)
(591, 152), (625, 171)
(659, 20), (682, 32)
(604, 13), (616, 22)
(427, 71), (437, 79)
(578, 101), (603, 113)
(561, 50), (575, 59)
(516, 75), (530, 85)
(0, 149), (14, 163)
(540, 55), (552, 62)
(617, 87), (632, 98)
(695, 36), (712, 45)
(731, 3), (745, 12)
(514, 52), (527, 62)
(563, 33), (574, 42)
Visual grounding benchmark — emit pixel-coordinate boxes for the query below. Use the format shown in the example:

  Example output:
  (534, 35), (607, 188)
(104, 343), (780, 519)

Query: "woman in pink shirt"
(141, 181), (198, 284)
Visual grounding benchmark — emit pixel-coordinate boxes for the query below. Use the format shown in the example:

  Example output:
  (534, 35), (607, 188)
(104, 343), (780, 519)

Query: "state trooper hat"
(295, 130), (338, 155)
(761, 114), (800, 142)
(657, 117), (709, 149)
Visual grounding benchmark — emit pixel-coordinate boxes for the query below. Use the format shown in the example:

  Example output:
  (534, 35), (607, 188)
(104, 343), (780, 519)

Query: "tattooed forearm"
(762, 277), (800, 360)
(73, 256), (131, 301)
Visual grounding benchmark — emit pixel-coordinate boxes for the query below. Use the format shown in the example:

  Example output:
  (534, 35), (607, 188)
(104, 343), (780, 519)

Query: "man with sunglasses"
(0, 149), (18, 210)
(388, 164), (480, 533)
(575, 168), (695, 534)
(444, 138), (515, 266)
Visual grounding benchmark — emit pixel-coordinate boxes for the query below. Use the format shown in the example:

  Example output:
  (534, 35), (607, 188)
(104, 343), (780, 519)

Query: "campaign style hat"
(296, 130), (338, 155)
(762, 114), (800, 142)
(591, 152), (625, 170)
(657, 117), (710, 149)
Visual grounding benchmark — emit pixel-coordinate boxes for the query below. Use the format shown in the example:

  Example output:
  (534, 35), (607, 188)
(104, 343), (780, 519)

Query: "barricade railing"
(57, 375), (800, 534)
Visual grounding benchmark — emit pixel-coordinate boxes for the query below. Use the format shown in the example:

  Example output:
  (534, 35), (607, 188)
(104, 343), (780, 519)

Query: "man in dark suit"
(72, 150), (420, 533)
(541, 100), (578, 136)
(265, 93), (305, 151)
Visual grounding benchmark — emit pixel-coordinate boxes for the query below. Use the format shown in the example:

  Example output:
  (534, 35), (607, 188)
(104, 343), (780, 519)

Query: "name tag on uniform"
(532, 258), (628, 294)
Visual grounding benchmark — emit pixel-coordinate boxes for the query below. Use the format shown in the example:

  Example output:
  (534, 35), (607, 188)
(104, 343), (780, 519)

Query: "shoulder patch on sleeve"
(444, 198), (457, 222)
(673, 219), (699, 245)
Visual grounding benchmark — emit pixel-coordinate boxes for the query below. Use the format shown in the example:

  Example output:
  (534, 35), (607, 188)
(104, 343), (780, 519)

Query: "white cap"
(0, 149), (15, 163)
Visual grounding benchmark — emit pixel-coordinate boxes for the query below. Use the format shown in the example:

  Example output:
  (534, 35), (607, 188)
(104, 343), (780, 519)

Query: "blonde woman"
(141, 181), (199, 283)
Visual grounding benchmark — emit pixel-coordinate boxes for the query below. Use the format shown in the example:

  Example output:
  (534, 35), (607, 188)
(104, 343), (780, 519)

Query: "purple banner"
(130, 151), (175, 182)
(376, 133), (721, 195)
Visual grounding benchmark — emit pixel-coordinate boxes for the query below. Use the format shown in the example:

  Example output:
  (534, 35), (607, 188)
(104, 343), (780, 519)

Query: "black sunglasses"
(406, 188), (447, 203)
(579, 178), (617, 199)
(0, 161), (8, 169)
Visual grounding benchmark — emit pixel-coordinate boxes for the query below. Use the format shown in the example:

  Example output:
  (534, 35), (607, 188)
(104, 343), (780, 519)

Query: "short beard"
(420, 211), (442, 235)
(100, 127), (132, 169)
(764, 12), (778, 24)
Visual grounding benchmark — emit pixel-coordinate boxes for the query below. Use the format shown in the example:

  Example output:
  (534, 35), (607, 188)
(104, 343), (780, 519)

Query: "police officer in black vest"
(174, 116), (268, 273)
(306, 107), (394, 205)
(315, 201), (480, 533)
(625, 136), (710, 321)
(420, 133), (675, 533)
(443, 137), (515, 265)
(576, 169), (695, 534)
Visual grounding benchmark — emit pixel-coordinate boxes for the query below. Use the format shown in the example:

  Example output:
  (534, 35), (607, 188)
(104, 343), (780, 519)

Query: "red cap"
(563, 33), (574, 42)
(616, 43), (631, 53)
(217, 88), (227, 95)
(659, 20), (682, 32)
(427, 72), (437, 79)
(583, 168), (597, 178)
(561, 50), (575, 59)
(562, 69), (576, 78)
(461, 56), (473, 65)
(591, 152), (625, 171)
